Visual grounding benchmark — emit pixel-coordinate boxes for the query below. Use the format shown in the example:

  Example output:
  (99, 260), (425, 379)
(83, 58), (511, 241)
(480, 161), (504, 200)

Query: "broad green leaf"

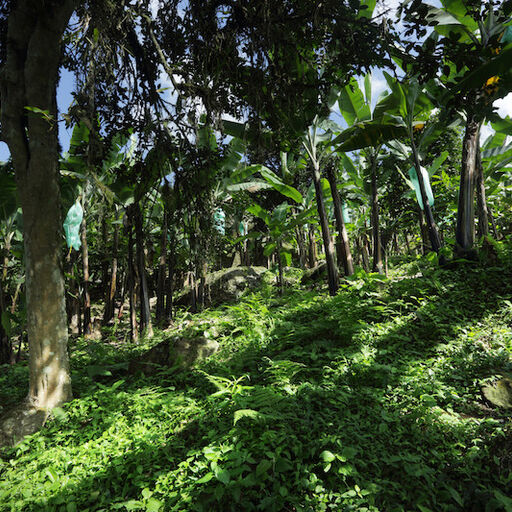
(145, 498), (163, 512)
(260, 168), (303, 203)
(454, 46), (512, 93)
(339, 78), (371, 125)
(409, 166), (434, 209)
(196, 472), (214, 484)
(364, 73), (372, 105)
(281, 250), (292, 266)
(247, 204), (271, 226)
(233, 409), (264, 425)
(214, 468), (231, 484)
(357, 0), (376, 19)
(426, 151), (449, 176)
(226, 180), (273, 193)
(320, 450), (336, 462)
(333, 122), (407, 152)
(263, 242), (277, 257)
(222, 119), (247, 139)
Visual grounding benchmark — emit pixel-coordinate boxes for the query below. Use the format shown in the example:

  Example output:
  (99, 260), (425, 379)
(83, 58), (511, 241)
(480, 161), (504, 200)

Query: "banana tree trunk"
(295, 225), (307, 269)
(156, 210), (168, 325)
(126, 214), (139, 343)
(103, 215), (119, 325)
(276, 240), (284, 295)
(0, 0), (76, 410)
(456, 117), (479, 255)
(80, 206), (92, 336)
(134, 203), (152, 337)
(311, 162), (338, 295)
(326, 164), (354, 276)
(410, 137), (443, 255)
(475, 140), (490, 240)
(370, 154), (383, 274)
(165, 230), (175, 325)
(307, 226), (317, 268)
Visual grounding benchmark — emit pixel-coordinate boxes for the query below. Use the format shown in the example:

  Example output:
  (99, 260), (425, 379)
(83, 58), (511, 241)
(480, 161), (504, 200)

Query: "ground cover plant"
(1, 254), (512, 512)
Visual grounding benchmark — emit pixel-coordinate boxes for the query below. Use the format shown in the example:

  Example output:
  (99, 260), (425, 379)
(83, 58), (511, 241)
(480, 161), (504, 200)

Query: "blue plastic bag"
(63, 201), (83, 250)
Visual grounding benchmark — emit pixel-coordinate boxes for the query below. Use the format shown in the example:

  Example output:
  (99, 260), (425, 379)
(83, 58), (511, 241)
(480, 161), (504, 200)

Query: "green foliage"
(2, 256), (512, 511)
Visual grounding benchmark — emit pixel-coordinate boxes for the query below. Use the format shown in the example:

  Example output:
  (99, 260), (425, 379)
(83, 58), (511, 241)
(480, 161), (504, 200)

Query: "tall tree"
(0, 0), (76, 411)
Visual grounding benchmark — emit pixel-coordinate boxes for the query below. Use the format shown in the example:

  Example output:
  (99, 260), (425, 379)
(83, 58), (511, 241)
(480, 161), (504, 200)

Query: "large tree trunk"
(0, 278), (12, 365)
(0, 0), (76, 411)
(326, 163), (354, 276)
(456, 117), (479, 255)
(369, 154), (384, 274)
(311, 162), (338, 295)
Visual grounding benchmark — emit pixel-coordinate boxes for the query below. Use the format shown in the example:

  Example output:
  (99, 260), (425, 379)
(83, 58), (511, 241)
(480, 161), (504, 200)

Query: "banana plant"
(335, 73), (444, 256)
(420, 0), (512, 253)
(246, 201), (313, 293)
(337, 74), (389, 272)
(301, 115), (342, 294)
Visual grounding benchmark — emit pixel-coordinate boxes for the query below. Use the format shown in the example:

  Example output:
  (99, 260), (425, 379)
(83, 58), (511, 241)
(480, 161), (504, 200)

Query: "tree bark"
(134, 203), (152, 337)
(0, 278), (12, 365)
(475, 139), (490, 240)
(165, 230), (175, 325)
(295, 225), (307, 269)
(156, 209), (168, 325)
(326, 163), (354, 276)
(80, 205), (92, 335)
(311, 162), (338, 295)
(456, 117), (479, 255)
(410, 137), (443, 255)
(103, 213), (119, 325)
(361, 233), (371, 272)
(276, 240), (284, 295)
(0, 0), (76, 409)
(418, 208), (429, 255)
(369, 153), (383, 274)
(307, 226), (317, 268)
(126, 214), (139, 343)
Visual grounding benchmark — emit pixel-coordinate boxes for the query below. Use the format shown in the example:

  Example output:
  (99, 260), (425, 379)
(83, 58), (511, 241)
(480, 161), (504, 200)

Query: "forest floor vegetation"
(1, 255), (512, 511)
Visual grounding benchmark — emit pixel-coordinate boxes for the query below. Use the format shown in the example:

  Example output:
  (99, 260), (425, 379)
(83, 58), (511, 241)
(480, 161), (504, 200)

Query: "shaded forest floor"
(1, 256), (512, 511)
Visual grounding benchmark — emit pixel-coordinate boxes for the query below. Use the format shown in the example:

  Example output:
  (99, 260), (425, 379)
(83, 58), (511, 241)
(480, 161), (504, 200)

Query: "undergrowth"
(1, 258), (512, 511)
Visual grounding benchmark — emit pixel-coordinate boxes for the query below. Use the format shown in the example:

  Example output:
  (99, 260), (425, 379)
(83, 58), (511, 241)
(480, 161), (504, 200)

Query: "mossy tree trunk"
(0, 0), (76, 409)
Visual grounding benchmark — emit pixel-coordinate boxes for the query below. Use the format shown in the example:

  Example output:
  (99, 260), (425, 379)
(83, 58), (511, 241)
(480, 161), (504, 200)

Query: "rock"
(176, 266), (270, 307)
(129, 336), (219, 375)
(482, 378), (512, 409)
(300, 261), (327, 285)
(0, 403), (47, 448)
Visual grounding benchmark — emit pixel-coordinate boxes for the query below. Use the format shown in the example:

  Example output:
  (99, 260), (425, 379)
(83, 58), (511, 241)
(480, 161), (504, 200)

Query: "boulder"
(300, 261), (327, 285)
(0, 403), (47, 448)
(129, 336), (219, 375)
(176, 266), (269, 307)
(482, 378), (512, 409)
